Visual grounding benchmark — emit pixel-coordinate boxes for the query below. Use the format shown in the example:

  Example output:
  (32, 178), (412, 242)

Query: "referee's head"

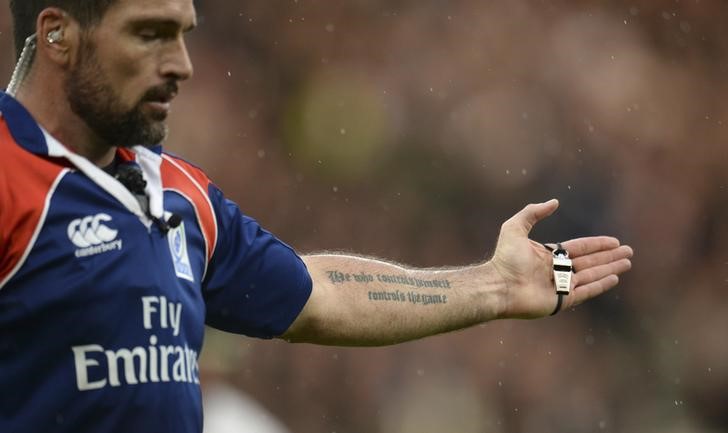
(6, 0), (196, 150)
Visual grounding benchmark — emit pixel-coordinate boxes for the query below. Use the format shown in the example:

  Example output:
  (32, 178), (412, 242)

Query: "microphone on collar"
(115, 164), (181, 233)
(156, 213), (183, 233)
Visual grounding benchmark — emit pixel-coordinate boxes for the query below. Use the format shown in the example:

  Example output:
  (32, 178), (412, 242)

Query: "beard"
(65, 39), (174, 148)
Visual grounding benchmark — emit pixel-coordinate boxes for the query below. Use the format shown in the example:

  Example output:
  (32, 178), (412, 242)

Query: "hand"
(490, 199), (633, 319)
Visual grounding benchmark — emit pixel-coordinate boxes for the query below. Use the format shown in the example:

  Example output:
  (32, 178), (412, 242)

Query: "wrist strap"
(551, 293), (564, 315)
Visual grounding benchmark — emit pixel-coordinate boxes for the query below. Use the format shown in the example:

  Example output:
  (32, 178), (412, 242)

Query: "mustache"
(140, 82), (179, 103)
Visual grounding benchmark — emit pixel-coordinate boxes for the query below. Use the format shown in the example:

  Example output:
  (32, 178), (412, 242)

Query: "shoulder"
(159, 151), (213, 193)
(158, 151), (220, 262)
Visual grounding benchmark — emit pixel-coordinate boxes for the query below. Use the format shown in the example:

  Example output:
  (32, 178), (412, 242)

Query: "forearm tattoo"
(326, 270), (451, 306)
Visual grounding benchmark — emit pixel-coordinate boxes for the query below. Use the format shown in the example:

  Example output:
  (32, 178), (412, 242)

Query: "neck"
(14, 69), (117, 167)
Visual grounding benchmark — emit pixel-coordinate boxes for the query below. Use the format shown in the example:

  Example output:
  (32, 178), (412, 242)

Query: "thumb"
(505, 199), (559, 236)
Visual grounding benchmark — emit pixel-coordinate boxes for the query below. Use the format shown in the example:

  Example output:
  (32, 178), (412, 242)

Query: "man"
(0, 0), (633, 432)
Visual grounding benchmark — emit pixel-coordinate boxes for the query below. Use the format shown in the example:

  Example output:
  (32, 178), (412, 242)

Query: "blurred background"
(3, 0), (728, 432)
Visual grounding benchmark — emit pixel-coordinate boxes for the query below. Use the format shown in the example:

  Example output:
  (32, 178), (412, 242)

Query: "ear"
(36, 7), (82, 67)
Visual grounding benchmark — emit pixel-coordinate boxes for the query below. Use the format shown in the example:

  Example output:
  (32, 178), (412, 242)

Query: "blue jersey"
(0, 91), (312, 433)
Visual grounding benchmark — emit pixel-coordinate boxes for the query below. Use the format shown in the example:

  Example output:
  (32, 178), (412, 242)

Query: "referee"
(0, 1), (633, 432)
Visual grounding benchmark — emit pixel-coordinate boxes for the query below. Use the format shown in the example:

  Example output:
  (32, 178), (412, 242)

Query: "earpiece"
(46, 29), (63, 44)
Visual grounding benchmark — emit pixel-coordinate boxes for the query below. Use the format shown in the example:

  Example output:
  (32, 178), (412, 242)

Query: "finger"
(504, 199), (559, 236)
(573, 258), (632, 287)
(567, 275), (620, 308)
(560, 236), (622, 257)
(571, 245), (634, 272)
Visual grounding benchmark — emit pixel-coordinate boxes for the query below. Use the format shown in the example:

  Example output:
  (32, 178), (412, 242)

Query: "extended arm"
(282, 200), (633, 346)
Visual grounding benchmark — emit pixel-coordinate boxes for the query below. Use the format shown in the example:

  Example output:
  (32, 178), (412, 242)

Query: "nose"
(160, 36), (194, 81)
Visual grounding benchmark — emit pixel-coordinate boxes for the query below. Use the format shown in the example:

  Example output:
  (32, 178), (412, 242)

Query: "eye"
(131, 21), (182, 42)
(138, 29), (160, 41)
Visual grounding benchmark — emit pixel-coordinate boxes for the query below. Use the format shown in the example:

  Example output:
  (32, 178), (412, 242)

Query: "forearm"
(282, 254), (508, 346)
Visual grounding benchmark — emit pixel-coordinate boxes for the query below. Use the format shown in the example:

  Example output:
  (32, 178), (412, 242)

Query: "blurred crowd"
(2, 0), (728, 432)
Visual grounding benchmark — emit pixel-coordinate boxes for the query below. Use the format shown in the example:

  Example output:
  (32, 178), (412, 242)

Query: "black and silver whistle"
(552, 249), (573, 295)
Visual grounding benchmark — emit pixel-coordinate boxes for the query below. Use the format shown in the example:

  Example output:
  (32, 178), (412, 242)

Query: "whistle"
(553, 254), (573, 295)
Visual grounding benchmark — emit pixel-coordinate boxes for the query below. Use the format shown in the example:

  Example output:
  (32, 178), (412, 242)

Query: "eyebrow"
(128, 17), (197, 33)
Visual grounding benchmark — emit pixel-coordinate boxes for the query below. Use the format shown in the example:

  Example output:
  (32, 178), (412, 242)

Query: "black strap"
(551, 293), (564, 316)
(554, 242), (567, 256)
(542, 242), (567, 254)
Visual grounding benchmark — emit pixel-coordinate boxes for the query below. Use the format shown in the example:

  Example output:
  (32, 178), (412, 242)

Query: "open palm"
(491, 200), (633, 319)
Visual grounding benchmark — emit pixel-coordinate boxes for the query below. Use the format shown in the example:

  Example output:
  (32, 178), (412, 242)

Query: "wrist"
(478, 261), (511, 321)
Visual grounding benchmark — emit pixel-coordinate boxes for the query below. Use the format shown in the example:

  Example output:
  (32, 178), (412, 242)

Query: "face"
(65, 0), (196, 147)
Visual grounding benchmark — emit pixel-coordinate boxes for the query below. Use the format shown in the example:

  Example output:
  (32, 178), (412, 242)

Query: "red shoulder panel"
(0, 119), (67, 287)
(160, 154), (218, 264)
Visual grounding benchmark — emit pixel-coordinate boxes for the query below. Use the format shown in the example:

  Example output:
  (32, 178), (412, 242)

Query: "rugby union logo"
(67, 214), (123, 257)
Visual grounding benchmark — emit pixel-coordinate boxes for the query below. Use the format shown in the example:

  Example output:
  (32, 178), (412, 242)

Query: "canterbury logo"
(68, 214), (123, 258)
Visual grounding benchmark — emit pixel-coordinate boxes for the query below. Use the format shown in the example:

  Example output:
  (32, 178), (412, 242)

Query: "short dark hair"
(9, 0), (117, 59)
